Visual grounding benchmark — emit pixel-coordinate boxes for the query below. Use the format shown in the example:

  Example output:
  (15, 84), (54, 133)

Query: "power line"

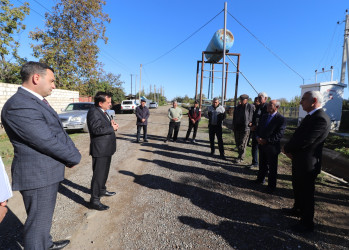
(16, 0), (45, 18)
(226, 55), (258, 95)
(32, 0), (51, 13)
(144, 9), (224, 65)
(228, 11), (305, 83)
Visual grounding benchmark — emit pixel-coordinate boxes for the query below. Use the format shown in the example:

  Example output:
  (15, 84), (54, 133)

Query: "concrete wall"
(0, 83), (79, 121)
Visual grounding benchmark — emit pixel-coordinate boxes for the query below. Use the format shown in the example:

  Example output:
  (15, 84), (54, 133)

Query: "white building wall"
(0, 83), (79, 122)
(299, 81), (347, 130)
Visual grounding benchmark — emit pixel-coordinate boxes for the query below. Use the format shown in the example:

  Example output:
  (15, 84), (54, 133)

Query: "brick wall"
(0, 83), (79, 121)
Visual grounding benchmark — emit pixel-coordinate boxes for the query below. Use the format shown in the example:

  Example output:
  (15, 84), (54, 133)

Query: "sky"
(11, 0), (349, 101)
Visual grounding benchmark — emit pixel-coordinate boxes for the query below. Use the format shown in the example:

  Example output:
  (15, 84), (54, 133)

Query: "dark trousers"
(185, 121), (199, 140)
(251, 132), (258, 165)
(91, 156), (112, 202)
(209, 125), (224, 156)
(167, 122), (180, 141)
(234, 129), (250, 159)
(137, 125), (148, 141)
(257, 144), (279, 188)
(21, 182), (60, 249)
(292, 168), (317, 226)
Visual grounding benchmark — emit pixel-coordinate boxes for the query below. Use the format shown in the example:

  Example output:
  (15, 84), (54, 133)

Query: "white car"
(120, 99), (138, 113)
(58, 102), (115, 132)
(149, 102), (158, 109)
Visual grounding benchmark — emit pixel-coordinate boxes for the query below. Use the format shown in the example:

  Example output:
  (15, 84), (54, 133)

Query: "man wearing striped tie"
(87, 92), (119, 211)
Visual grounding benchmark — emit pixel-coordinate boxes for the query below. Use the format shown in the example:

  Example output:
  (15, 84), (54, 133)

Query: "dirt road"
(1, 105), (348, 249)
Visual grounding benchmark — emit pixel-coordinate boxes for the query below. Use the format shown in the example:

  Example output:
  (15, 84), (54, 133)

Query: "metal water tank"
(205, 29), (234, 63)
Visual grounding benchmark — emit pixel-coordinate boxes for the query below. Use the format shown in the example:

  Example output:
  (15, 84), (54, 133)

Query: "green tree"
(29, 0), (110, 94)
(289, 95), (300, 107)
(0, 0), (30, 84)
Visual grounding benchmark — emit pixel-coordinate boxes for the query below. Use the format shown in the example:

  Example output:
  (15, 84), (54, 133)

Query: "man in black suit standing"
(254, 100), (286, 193)
(247, 92), (269, 169)
(1, 62), (81, 249)
(283, 91), (330, 233)
(87, 92), (119, 211)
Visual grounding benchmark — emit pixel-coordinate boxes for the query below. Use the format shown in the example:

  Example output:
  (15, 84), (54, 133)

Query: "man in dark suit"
(87, 92), (118, 211)
(247, 92), (268, 169)
(283, 91), (330, 233)
(254, 100), (286, 193)
(1, 61), (81, 249)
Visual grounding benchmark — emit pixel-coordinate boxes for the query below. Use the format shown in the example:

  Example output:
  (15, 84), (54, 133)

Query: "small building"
(299, 81), (347, 130)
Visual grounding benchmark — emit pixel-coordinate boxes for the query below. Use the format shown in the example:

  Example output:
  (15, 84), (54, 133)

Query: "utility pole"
(221, 1), (227, 106)
(340, 10), (349, 85)
(135, 75), (137, 98)
(139, 64), (142, 102)
(130, 74), (133, 97)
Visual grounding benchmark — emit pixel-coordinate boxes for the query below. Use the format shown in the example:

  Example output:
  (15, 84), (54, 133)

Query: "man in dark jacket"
(207, 98), (226, 159)
(87, 92), (119, 211)
(248, 92), (268, 168)
(233, 94), (254, 163)
(255, 100), (286, 192)
(135, 99), (150, 142)
(185, 100), (201, 143)
(283, 91), (330, 233)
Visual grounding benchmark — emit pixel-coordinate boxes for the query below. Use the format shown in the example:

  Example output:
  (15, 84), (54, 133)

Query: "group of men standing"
(0, 61), (332, 250)
(231, 90), (330, 233)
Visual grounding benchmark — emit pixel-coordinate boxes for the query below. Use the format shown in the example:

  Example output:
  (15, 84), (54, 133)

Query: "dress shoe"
(89, 201), (109, 211)
(220, 155), (226, 160)
(101, 191), (116, 197)
(192, 139), (196, 143)
(282, 207), (301, 217)
(144, 139), (149, 142)
(49, 240), (70, 250)
(164, 140), (168, 143)
(291, 222), (314, 233)
(135, 140), (140, 143)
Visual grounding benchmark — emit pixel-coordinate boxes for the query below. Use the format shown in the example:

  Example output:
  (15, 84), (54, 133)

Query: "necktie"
(264, 115), (272, 127)
(104, 111), (110, 121)
(42, 98), (50, 106)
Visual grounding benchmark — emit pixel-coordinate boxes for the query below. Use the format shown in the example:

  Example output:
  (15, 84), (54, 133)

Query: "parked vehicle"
(58, 102), (115, 132)
(149, 102), (158, 109)
(120, 99), (139, 113)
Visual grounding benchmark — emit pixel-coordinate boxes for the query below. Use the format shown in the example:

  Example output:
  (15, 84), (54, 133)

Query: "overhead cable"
(16, 0), (45, 18)
(227, 55), (258, 95)
(228, 11), (305, 83)
(144, 9), (224, 65)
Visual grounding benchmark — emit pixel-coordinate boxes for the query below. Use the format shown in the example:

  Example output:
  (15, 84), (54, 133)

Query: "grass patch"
(0, 133), (14, 166)
(0, 131), (83, 167)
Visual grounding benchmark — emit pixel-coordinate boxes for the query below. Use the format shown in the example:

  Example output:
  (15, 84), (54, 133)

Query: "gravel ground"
(0, 105), (348, 249)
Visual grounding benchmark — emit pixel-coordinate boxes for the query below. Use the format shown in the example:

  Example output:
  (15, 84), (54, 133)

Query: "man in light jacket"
(164, 100), (182, 142)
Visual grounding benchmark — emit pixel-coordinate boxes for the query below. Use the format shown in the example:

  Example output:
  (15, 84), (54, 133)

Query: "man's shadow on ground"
(0, 208), (24, 249)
